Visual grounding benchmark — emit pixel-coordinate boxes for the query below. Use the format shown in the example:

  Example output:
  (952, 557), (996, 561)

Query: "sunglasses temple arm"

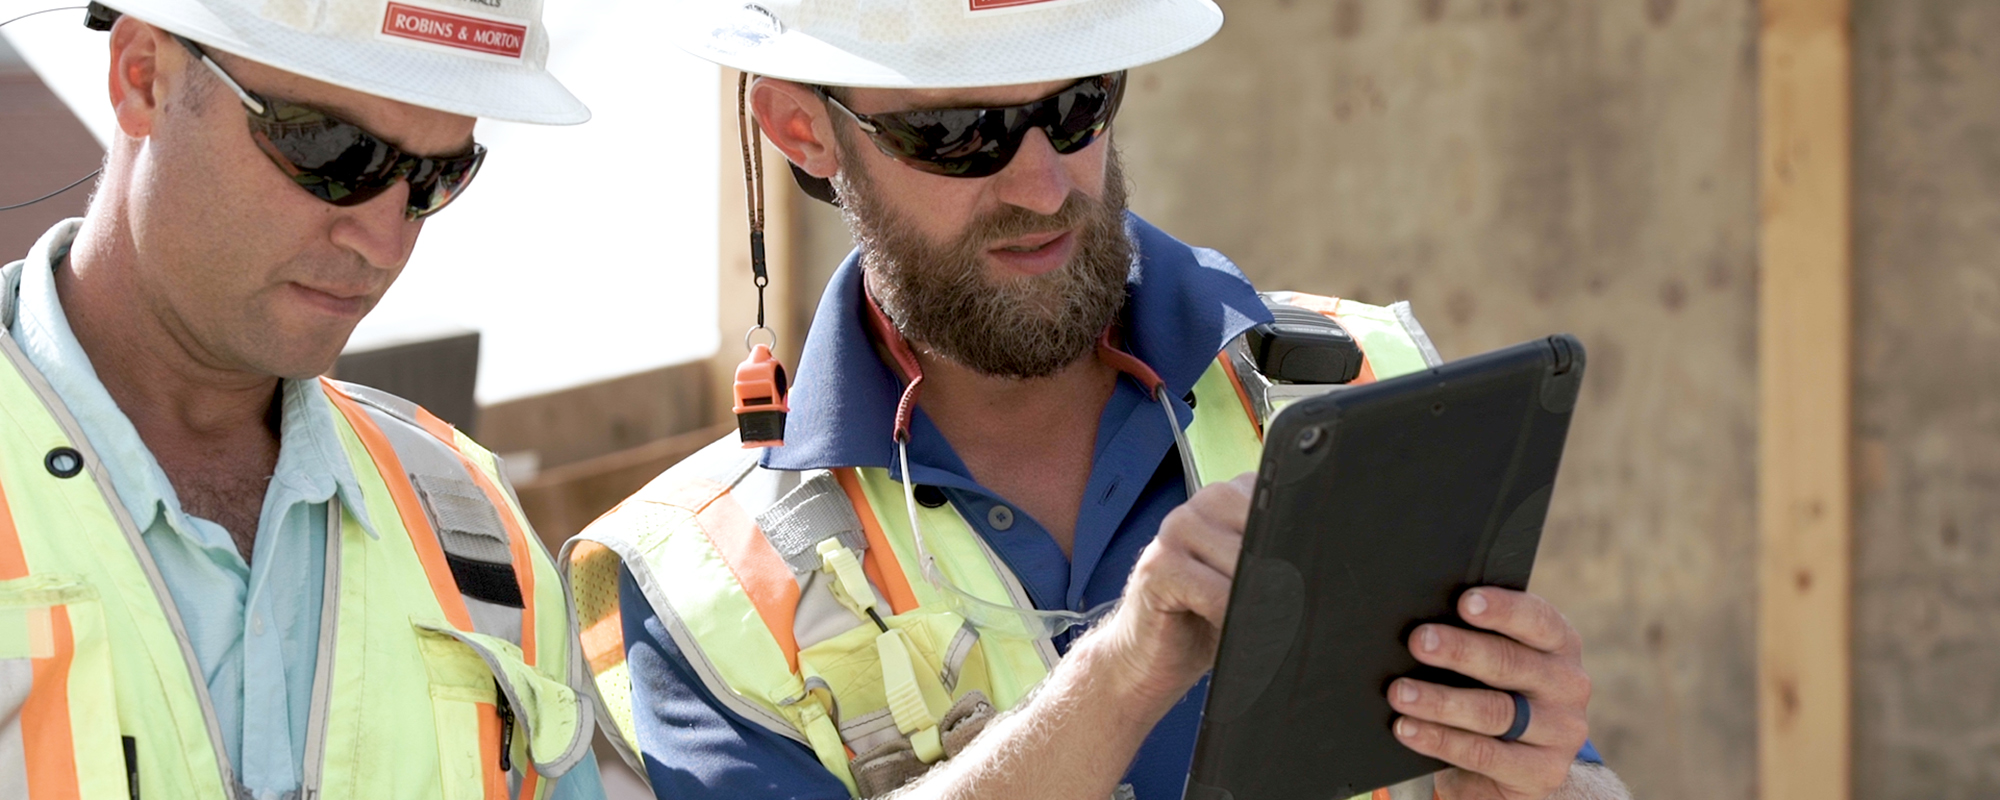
(817, 90), (880, 135)
(172, 35), (267, 116)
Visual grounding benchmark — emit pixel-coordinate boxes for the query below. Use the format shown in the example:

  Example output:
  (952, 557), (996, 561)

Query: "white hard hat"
(673, 0), (1223, 89)
(97, 0), (588, 123)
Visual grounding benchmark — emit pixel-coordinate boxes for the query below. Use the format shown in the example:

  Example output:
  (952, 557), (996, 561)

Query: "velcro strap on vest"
(758, 471), (870, 574)
(413, 473), (523, 609)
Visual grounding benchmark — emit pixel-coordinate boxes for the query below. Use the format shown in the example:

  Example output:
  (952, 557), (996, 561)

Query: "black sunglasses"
(175, 36), (486, 220)
(814, 72), (1126, 179)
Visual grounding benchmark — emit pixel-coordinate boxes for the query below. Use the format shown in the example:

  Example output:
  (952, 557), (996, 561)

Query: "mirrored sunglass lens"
(405, 150), (484, 219)
(1048, 81), (1117, 153)
(252, 104), (406, 205)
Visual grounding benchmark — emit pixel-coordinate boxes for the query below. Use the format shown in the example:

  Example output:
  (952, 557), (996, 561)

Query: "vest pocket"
(411, 620), (591, 799)
(797, 611), (973, 758)
(0, 575), (126, 798)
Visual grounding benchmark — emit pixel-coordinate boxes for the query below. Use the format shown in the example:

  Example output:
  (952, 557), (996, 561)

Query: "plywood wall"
(1114, 2), (1761, 798)
(1851, 1), (2000, 796)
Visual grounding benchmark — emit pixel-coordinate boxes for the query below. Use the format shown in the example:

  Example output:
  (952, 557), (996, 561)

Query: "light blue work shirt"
(7, 220), (604, 800)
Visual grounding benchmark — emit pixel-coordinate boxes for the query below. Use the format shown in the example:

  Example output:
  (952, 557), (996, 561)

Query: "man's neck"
(61, 213), (281, 560)
(911, 347), (1117, 559)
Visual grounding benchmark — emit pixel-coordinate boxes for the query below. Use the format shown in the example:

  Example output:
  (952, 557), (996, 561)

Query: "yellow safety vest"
(563, 293), (1441, 798)
(0, 271), (593, 798)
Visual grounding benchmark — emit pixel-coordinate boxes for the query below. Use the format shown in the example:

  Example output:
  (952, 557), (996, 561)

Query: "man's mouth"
(288, 282), (374, 317)
(985, 230), (1076, 276)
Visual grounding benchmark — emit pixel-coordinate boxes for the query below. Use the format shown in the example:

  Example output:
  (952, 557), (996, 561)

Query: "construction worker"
(564, 1), (1628, 799)
(0, 0), (603, 797)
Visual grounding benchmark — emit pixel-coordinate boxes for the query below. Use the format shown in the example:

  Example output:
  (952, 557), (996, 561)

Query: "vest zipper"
(495, 681), (516, 773)
(0, 336), (241, 795)
(300, 500), (343, 800)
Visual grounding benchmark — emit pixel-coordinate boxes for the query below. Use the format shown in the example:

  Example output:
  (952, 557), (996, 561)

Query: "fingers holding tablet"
(1389, 588), (1593, 799)
(1457, 588), (1584, 660)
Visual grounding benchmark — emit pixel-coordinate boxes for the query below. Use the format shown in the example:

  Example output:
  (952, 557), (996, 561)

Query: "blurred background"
(4, 1), (1995, 799)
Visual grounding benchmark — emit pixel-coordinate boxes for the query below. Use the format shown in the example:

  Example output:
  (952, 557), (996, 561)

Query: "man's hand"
(1386, 588), (1593, 800)
(1085, 472), (1255, 721)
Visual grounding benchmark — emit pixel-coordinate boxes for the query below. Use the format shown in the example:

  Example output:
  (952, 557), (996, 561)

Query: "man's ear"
(107, 17), (169, 138)
(749, 78), (842, 179)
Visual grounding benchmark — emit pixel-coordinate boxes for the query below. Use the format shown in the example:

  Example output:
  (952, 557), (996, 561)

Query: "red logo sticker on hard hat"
(968, 0), (1089, 14)
(381, 1), (528, 59)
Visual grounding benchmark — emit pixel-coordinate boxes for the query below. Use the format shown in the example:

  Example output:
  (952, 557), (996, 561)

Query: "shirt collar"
(5, 219), (381, 542)
(763, 212), (1272, 474)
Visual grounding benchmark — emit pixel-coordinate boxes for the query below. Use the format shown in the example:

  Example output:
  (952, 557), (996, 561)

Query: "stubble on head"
(833, 126), (1136, 380)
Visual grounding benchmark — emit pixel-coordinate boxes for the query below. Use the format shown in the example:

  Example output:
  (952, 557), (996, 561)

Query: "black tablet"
(1184, 334), (1586, 800)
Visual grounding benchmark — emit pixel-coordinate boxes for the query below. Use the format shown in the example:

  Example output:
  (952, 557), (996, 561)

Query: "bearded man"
(561, 2), (1628, 799)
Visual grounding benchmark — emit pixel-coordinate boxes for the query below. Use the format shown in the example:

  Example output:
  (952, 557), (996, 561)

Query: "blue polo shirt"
(618, 214), (1597, 799)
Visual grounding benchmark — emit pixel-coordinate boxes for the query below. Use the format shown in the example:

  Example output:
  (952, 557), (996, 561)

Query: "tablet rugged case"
(1184, 334), (1585, 800)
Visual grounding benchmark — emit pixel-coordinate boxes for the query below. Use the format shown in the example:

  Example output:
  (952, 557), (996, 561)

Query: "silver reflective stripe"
(347, 396), (527, 644)
(0, 333), (238, 792)
(0, 260), (22, 331)
(604, 531), (810, 747)
(299, 501), (343, 800)
(464, 598), (525, 646)
(0, 658), (31, 799)
(939, 622), (979, 692)
(1389, 301), (1444, 368)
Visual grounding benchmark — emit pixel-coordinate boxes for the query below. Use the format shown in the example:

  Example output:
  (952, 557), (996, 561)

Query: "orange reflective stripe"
(568, 541), (628, 675)
(24, 605), (79, 800)
(581, 610), (625, 675)
(321, 381), (503, 794)
(410, 405), (540, 668)
(0, 476), (82, 797)
(1371, 790), (1391, 800)
(1214, 352), (1263, 439)
(657, 479), (801, 673)
(320, 379), (474, 630)
(478, 703), (507, 800)
(833, 469), (919, 615)
(0, 481), (27, 580)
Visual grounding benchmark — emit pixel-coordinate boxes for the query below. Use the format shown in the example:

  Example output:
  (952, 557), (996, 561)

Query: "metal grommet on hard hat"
(45, 447), (84, 479)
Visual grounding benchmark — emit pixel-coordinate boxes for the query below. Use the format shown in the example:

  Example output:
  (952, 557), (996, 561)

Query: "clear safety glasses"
(893, 388), (1204, 641)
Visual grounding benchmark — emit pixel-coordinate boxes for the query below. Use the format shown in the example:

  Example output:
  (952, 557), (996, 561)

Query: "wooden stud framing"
(1757, 2), (1852, 799)
(713, 68), (804, 429)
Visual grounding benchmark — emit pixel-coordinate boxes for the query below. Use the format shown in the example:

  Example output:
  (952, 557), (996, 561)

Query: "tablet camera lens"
(1296, 426), (1325, 453)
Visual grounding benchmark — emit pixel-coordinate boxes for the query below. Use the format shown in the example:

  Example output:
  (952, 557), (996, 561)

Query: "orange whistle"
(733, 343), (790, 448)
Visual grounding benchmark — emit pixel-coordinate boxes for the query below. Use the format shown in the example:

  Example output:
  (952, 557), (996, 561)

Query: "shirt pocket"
(0, 575), (127, 798)
(411, 620), (590, 800)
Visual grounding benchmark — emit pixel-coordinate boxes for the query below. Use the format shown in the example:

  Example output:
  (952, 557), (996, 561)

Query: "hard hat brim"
(675, 0), (1222, 89)
(105, 0), (589, 124)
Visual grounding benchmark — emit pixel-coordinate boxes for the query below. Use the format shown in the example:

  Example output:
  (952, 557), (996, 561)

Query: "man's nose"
(327, 183), (419, 270)
(988, 128), (1076, 217)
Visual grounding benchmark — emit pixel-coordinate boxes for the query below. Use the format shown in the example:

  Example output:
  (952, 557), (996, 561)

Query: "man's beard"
(833, 133), (1135, 380)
